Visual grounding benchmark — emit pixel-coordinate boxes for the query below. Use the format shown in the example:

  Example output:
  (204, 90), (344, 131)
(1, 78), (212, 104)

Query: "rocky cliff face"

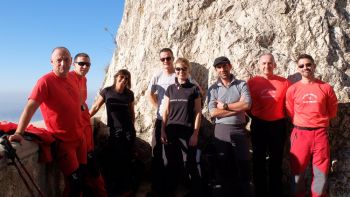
(100, 0), (349, 195)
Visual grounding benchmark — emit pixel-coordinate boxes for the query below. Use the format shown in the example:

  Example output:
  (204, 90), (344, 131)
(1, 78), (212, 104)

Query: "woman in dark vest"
(161, 58), (202, 197)
(90, 69), (135, 197)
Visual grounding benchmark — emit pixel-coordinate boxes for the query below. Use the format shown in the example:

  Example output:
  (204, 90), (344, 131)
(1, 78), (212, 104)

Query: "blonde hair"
(174, 57), (191, 71)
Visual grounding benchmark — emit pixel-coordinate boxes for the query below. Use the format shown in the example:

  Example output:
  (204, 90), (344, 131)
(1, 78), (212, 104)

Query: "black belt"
(294, 126), (325, 131)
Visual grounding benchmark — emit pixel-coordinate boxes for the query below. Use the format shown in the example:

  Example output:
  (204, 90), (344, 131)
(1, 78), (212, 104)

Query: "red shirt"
(30, 72), (83, 141)
(69, 71), (94, 151)
(286, 79), (338, 128)
(248, 75), (290, 121)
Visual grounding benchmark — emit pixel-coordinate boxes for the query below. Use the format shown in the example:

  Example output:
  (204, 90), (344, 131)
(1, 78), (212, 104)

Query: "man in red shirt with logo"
(248, 53), (290, 197)
(9, 47), (87, 196)
(286, 54), (338, 197)
(69, 53), (107, 197)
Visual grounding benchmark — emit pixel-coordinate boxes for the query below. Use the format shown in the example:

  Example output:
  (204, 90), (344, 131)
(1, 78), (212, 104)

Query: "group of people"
(146, 49), (338, 197)
(7, 46), (337, 197)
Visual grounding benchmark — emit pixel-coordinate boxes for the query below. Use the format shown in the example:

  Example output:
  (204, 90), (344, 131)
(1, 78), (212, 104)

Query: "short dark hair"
(297, 54), (315, 64)
(113, 69), (132, 89)
(74, 53), (90, 62)
(159, 48), (173, 56)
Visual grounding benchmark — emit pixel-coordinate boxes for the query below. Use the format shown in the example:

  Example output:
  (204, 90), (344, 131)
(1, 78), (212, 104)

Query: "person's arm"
(130, 101), (135, 124)
(327, 86), (338, 119)
(210, 95), (246, 118)
(89, 95), (105, 117)
(161, 96), (169, 144)
(147, 90), (158, 109)
(189, 97), (202, 146)
(9, 99), (40, 142)
(285, 87), (294, 119)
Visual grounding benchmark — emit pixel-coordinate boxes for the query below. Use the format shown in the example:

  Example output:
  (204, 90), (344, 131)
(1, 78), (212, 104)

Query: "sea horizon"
(0, 90), (98, 123)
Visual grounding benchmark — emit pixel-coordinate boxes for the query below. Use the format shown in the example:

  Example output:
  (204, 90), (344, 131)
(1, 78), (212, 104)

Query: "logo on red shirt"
(302, 93), (318, 103)
(260, 89), (276, 99)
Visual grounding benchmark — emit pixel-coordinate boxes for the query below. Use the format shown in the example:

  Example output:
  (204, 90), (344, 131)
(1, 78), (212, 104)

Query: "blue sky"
(0, 0), (125, 121)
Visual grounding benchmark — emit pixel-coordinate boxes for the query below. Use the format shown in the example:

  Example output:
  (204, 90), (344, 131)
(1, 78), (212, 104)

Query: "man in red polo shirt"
(286, 54), (338, 197)
(9, 47), (87, 196)
(69, 53), (107, 197)
(248, 53), (290, 197)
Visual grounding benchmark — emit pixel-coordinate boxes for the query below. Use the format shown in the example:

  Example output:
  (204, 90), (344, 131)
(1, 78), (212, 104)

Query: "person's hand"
(189, 132), (198, 147)
(160, 129), (168, 144)
(216, 100), (224, 109)
(8, 133), (24, 143)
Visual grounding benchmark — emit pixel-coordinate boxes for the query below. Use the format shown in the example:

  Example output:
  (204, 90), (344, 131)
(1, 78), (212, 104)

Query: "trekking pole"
(1, 136), (45, 197)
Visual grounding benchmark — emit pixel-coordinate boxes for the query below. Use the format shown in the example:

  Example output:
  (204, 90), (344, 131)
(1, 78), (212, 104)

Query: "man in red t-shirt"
(9, 47), (87, 196)
(69, 53), (107, 197)
(286, 54), (338, 197)
(248, 53), (290, 197)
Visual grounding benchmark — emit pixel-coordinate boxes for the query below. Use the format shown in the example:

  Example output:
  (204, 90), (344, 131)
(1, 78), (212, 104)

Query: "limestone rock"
(98, 0), (349, 195)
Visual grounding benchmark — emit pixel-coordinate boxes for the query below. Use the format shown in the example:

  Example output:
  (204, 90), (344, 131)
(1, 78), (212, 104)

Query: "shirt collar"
(216, 74), (236, 87)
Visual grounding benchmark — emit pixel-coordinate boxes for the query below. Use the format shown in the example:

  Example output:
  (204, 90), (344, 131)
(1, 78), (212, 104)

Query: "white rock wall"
(99, 0), (349, 195)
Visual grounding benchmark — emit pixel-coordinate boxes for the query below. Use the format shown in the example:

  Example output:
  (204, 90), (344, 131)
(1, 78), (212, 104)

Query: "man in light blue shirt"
(208, 56), (252, 197)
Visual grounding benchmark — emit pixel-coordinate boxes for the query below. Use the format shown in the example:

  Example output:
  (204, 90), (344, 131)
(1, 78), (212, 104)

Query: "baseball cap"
(213, 56), (231, 67)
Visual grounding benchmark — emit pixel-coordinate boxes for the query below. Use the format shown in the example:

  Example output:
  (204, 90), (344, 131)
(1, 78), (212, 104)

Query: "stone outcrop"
(99, 0), (349, 195)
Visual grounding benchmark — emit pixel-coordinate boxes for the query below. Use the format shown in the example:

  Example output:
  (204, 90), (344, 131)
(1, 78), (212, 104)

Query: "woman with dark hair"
(161, 58), (202, 196)
(90, 69), (135, 197)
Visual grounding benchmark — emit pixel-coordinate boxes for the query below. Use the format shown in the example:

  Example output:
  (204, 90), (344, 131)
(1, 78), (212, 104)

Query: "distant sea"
(0, 91), (98, 123)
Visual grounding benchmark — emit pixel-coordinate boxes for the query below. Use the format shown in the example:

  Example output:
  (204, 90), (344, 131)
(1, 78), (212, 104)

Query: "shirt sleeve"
(327, 85), (338, 118)
(207, 85), (218, 113)
(285, 86), (294, 119)
(147, 74), (158, 93)
(29, 77), (48, 104)
(100, 87), (107, 101)
(240, 81), (252, 108)
(165, 85), (171, 98)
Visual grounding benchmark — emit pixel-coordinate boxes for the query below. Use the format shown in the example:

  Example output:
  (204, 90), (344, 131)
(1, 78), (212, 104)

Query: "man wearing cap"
(247, 53), (290, 197)
(286, 54), (338, 197)
(208, 56), (252, 197)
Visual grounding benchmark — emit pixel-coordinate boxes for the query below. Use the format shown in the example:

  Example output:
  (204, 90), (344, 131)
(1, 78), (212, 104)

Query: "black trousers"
(100, 135), (133, 197)
(164, 124), (201, 196)
(212, 136), (252, 197)
(150, 119), (167, 195)
(250, 117), (286, 197)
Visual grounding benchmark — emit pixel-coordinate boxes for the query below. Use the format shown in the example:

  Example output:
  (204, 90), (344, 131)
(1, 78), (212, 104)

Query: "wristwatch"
(223, 103), (229, 110)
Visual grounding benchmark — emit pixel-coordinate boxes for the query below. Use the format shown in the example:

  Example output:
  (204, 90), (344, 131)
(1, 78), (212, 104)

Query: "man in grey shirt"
(208, 56), (252, 197)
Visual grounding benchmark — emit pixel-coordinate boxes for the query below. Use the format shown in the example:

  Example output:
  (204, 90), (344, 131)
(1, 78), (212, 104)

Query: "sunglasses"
(76, 62), (91, 67)
(160, 57), (172, 62)
(298, 63), (313, 68)
(175, 67), (188, 72)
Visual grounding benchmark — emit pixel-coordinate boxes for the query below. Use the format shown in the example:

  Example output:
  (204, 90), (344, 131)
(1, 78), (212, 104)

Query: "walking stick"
(1, 136), (45, 197)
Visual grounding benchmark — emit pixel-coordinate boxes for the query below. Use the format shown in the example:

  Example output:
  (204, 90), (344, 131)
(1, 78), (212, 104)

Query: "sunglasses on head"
(175, 67), (188, 72)
(76, 62), (91, 67)
(298, 63), (313, 68)
(160, 57), (172, 62)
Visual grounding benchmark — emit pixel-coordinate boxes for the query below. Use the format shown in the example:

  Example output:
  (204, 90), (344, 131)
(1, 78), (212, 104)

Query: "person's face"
(175, 63), (189, 81)
(159, 51), (174, 69)
(215, 63), (232, 80)
(297, 58), (316, 79)
(74, 56), (91, 76)
(51, 49), (72, 77)
(115, 74), (129, 88)
(259, 55), (276, 77)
